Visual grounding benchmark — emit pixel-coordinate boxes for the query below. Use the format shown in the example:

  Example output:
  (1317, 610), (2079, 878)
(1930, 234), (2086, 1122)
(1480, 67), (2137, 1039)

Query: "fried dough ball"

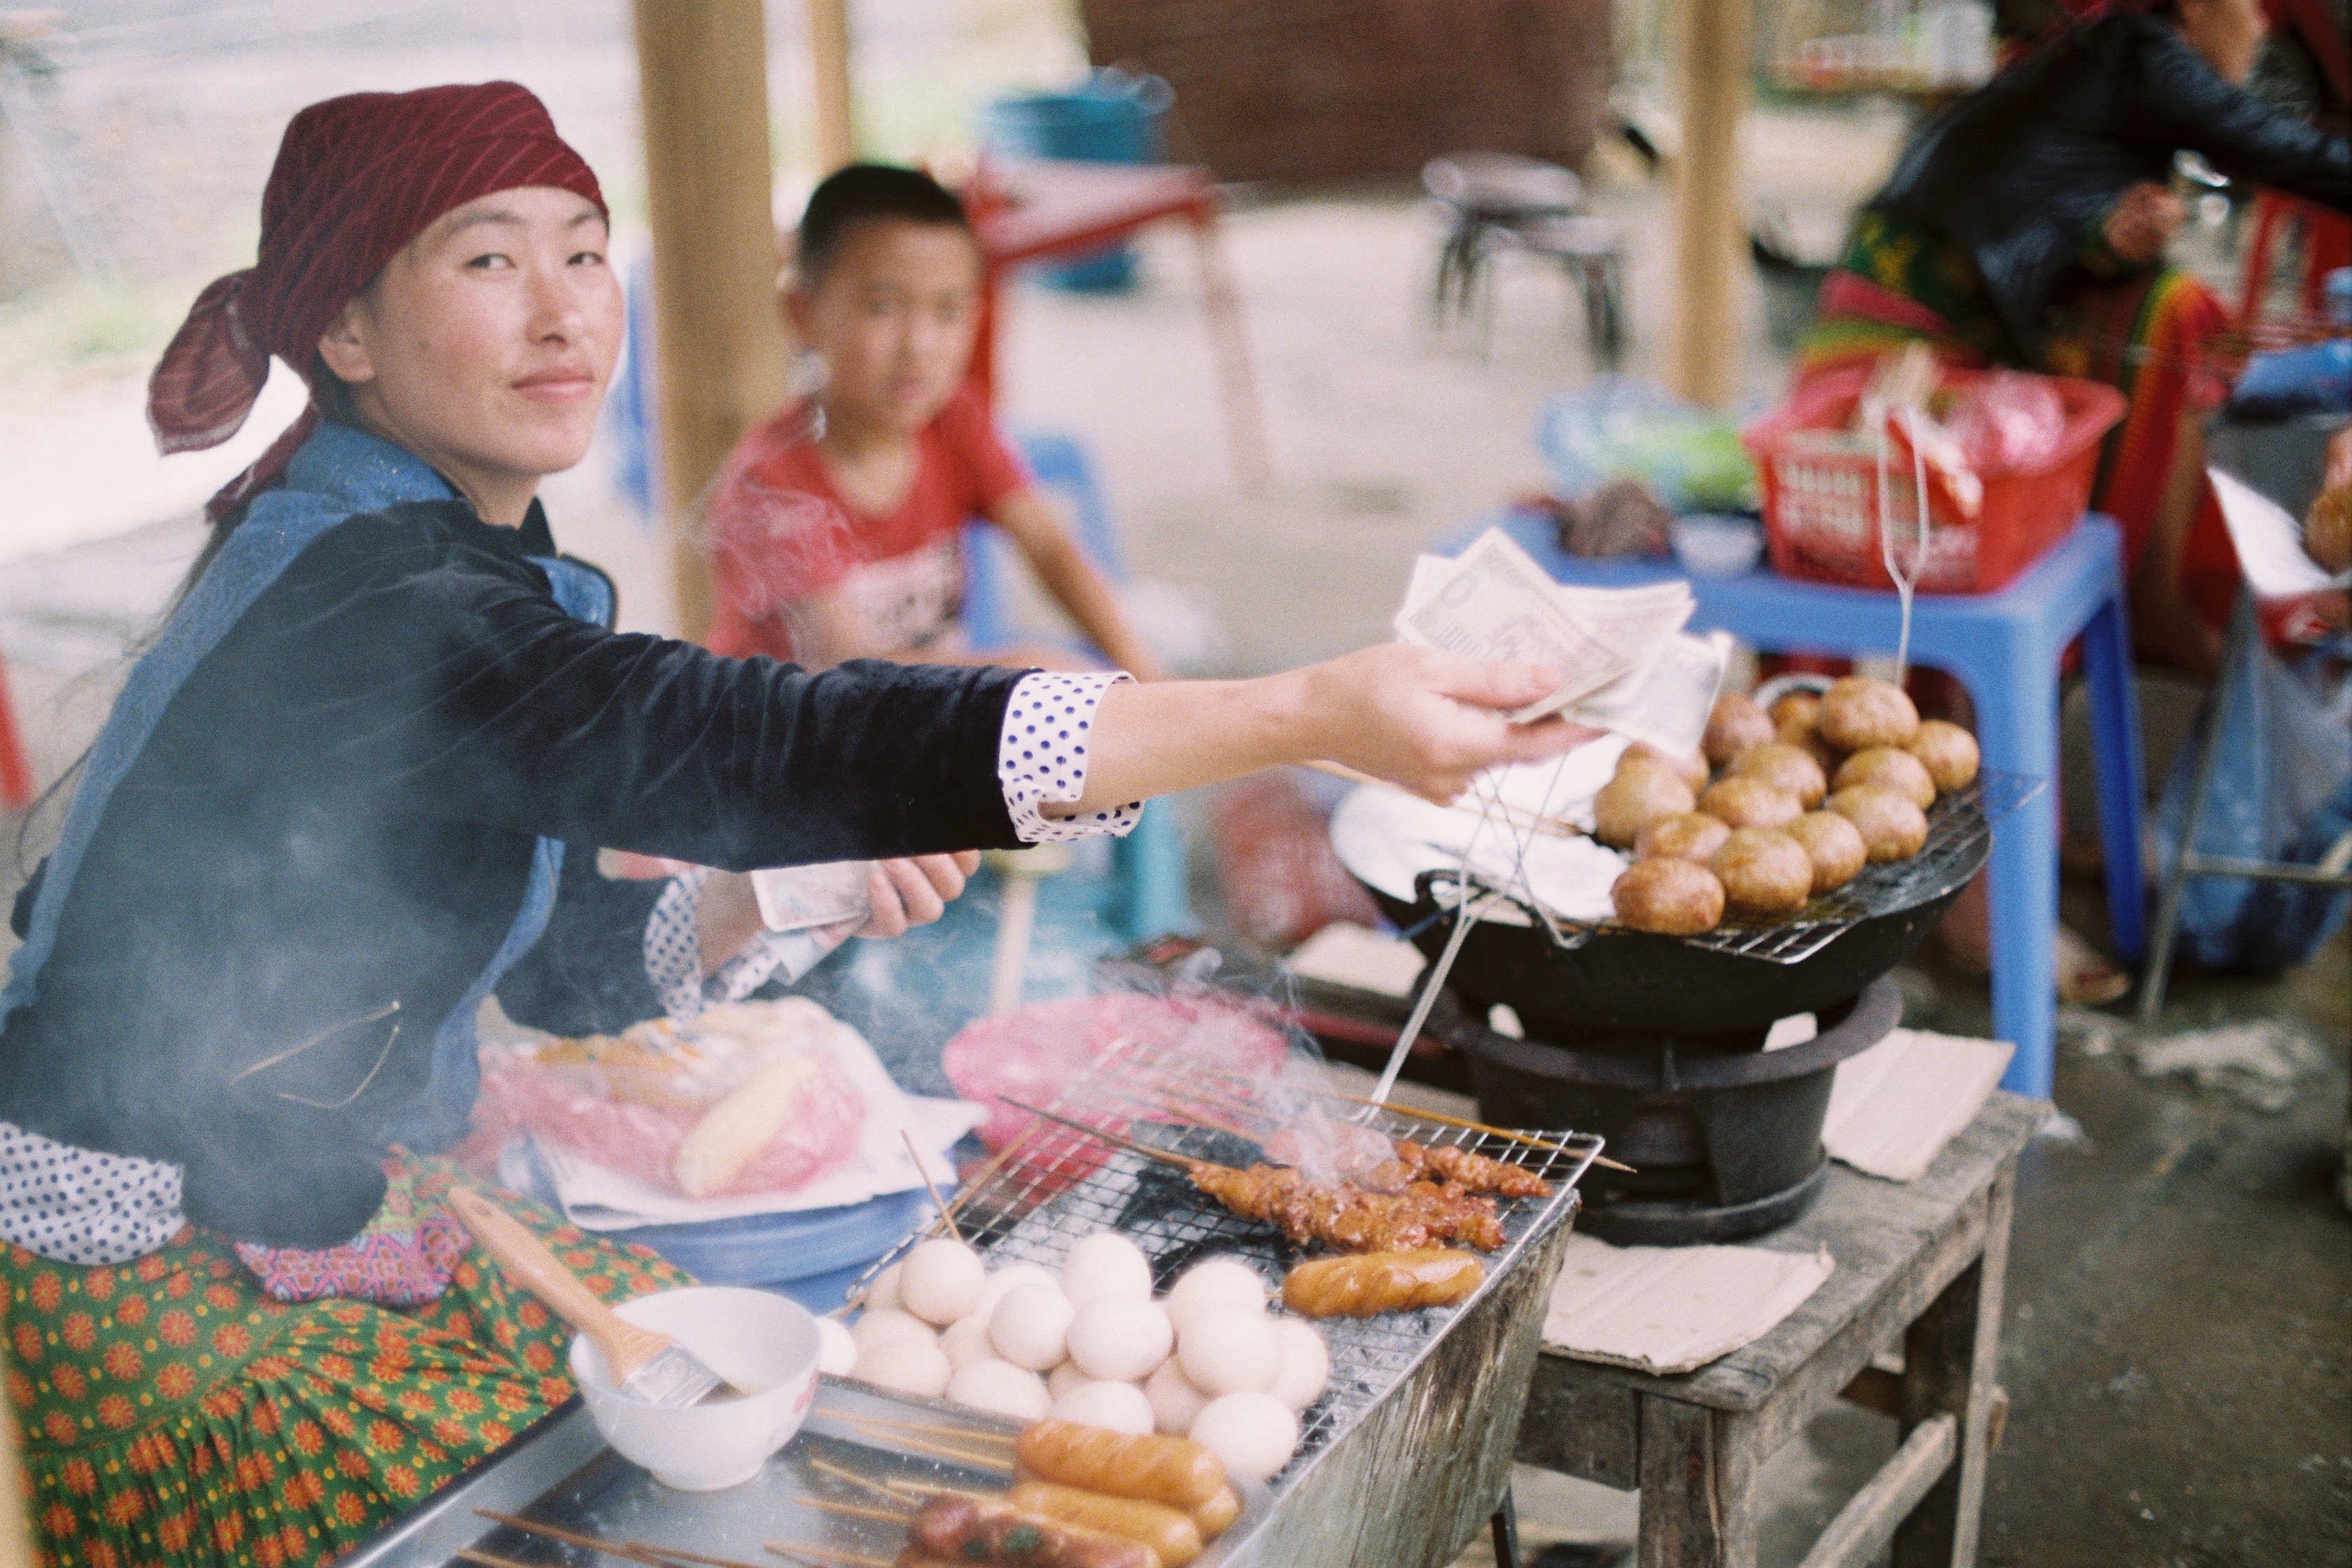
(1828, 785), (1930, 862)
(1698, 777), (1803, 831)
(1785, 810), (1868, 895)
(1593, 768), (1697, 849)
(1833, 746), (1936, 810)
(1610, 858), (1726, 935)
(1768, 690), (1821, 734)
(1727, 741), (1829, 808)
(1818, 677), (1919, 751)
(2307, 486), (2352, 575)
(1709, 828), (1815, 918)
(1635, 811), (1732, 864)
(1905, 720), (1980, 793)
(1623, 741), (1709, 792)
(1702, 694), (1777, 766)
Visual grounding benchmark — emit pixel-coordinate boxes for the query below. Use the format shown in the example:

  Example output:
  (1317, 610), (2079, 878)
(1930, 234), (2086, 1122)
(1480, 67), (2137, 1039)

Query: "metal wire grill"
(1431, 768), (2045, 965)
(849, 1036), (1600, 1490)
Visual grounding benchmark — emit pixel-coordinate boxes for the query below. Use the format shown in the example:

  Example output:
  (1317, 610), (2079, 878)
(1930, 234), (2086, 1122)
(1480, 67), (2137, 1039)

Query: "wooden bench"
(1506, 1091), (2045, 1568)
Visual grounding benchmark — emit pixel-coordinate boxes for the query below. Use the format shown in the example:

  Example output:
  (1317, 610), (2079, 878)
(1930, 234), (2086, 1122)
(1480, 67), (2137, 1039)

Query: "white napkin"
(1822, 1027), (2013, 1182)
(536, 1018), (985, 1231)
(1544, 1233), (1834, 1375)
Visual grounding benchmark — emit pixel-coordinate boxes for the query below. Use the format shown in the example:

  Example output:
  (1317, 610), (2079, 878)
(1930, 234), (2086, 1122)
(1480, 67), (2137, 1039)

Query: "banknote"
(1558, 631), (1733, 757)
(751, 860), (873, 932)
(1397, 531), (1641, 718)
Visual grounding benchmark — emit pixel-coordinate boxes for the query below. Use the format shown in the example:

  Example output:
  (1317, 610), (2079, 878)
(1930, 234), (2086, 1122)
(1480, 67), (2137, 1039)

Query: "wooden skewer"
(475, 1510), (668, 1566)
(458, 1550), (545, 1568)
(631, 1543), (774, 1568)
(821, 1410), (1016, 1446)
(806, 1456), (915, 1502)
(1179, 1060), (1636, 1174)
(767, 1546), (892, 1568)
(836, 1422), (1014, 1472)
(881, 1478), (991, 1502)
(995, 1098), (1222, 1175)
(901, 1129), (962, 1242)
(798, 1497), (911, 1527)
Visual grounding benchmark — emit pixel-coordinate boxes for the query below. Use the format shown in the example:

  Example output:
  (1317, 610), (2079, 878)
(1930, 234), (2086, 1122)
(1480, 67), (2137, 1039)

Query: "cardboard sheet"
(1544, 1233), (1834, 1375)
(1823, 1027), (2013, 1182)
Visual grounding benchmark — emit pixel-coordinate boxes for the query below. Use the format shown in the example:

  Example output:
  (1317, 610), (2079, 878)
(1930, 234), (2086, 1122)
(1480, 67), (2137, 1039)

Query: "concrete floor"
(4, 143), (2348, 1568)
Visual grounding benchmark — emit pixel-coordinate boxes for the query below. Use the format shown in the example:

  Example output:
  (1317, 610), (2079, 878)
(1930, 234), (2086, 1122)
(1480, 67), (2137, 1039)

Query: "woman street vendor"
(1800, 0), (2348, 676)
(0, 84), (1589, 1567)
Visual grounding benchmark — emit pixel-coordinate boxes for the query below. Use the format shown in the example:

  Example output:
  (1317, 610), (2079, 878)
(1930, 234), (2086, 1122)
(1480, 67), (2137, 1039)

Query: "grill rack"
(846, 1036), (1600, 1488)
(1424, 769), (2044, 965)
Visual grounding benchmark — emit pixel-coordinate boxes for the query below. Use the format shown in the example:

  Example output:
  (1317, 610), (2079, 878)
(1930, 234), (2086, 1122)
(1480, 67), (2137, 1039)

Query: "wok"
(1358, 781), (2005, 1042)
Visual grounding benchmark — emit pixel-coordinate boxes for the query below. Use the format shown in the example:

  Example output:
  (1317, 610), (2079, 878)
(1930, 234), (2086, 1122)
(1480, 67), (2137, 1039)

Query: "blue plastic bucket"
(979, 69), (1172, 291)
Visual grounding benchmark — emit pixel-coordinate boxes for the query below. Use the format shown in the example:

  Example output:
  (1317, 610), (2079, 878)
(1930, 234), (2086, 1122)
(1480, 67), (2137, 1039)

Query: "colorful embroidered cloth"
(232, 1168), (471, 1307)
(5, 1157), (687, 1568)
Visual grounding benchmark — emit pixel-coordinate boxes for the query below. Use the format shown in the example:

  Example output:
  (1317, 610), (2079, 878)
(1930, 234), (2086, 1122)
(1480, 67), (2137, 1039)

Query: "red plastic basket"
(1745, 367), (2127, 594)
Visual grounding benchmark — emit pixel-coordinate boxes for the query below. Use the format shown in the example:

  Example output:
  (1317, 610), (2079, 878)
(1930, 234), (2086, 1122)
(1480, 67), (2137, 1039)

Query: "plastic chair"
(0, 651), (32, 812)
(963, 430), (1194, 944)
(1438, 511), (2150, 1100)
(2234, 188), (2352, 328)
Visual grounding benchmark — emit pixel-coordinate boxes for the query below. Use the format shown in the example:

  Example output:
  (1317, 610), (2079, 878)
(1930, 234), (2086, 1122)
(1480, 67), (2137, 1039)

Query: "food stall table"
(1437, 511), (2149, 1100)
(1513, 1091), (2043, 1568)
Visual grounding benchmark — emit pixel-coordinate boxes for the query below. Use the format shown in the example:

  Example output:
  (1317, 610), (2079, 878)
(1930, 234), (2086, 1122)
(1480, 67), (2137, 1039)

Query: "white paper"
(1821, 1027), (2013, 1182)
(1328, 775), (1631, 923)
(2209, 467), (2352, 599)
(1544, 1233), (1835, 1375)
(1282, 921), (1427, 997)
(535, 1011), (986, 1231)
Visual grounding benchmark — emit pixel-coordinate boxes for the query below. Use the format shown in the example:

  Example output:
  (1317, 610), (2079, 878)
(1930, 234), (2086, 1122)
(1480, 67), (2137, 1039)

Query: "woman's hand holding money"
(1065, 643), (1598, 813)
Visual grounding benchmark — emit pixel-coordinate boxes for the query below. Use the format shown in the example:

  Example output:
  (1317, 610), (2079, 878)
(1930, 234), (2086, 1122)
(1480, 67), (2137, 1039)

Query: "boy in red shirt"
(706, 164), (1161, 676)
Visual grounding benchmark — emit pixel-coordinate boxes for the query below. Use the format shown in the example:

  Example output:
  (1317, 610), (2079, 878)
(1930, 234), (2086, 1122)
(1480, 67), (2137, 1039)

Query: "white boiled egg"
(853, 1336), (952, 1400)
(1060, 1232), (1154, 1310)
(1050, 1379), (1154, 1436)
(1189, 1392), (1298, 1482)
(1065, 1296), (1175, 1385)
(1268, 1317), (1330, 1412)
(901, 1238), (986, 1326)
(1144, 1357), (1214, 1436)
(1163, 1256), (1270, 1331)
(945, 1359), (1051, 1422)
(1177, 1305), (1280, 1396)
(988, 1282), (1075, 1372)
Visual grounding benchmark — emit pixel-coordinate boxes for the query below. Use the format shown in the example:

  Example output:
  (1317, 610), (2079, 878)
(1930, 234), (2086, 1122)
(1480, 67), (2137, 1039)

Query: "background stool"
(964, 430), (1193, 943)
(1422, 153), (1626, 369)
(1440, 512), (2148, 1098)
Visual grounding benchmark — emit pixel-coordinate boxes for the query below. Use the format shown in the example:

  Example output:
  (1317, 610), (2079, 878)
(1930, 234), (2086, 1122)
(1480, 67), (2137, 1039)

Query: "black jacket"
(1872, 14), (2349, 356)
(1, 499), (1028, 1245)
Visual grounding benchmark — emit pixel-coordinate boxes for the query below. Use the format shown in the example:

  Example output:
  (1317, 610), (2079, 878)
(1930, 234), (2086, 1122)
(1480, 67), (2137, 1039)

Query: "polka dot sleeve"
(999, 671), (1142, 844)
(643, 869), (853, 1025)
(0, 1119), (186, 1266)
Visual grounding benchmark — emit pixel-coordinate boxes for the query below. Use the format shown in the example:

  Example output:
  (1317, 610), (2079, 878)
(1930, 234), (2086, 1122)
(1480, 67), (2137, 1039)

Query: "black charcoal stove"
(1355, 775), (2041, 1244)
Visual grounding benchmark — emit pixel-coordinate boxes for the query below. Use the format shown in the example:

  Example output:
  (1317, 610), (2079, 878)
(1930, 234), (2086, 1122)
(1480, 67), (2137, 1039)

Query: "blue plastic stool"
(965, 430), (1194, 942)
(1439, 511), (2149, 1100)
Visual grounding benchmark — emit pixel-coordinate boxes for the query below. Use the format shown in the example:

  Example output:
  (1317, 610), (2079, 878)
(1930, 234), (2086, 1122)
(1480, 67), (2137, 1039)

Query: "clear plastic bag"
(2153, 615), (2352, 972)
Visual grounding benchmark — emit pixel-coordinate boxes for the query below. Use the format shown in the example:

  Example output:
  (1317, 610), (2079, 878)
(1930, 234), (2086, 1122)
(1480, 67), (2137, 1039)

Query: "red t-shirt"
(704, 386), (1030, 662)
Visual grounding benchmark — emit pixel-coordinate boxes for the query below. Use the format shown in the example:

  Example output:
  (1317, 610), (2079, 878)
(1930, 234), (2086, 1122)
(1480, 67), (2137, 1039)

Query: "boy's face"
(794, 218), (983, 435)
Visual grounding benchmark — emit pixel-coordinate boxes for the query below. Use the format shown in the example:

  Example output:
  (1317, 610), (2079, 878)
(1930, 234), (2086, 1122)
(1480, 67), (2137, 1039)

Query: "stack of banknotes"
(1394, 526), (1731, 757)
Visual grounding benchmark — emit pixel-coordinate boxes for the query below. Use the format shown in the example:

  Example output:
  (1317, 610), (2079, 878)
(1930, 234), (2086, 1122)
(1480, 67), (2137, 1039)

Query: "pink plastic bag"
(1943, 370), (2070, 472)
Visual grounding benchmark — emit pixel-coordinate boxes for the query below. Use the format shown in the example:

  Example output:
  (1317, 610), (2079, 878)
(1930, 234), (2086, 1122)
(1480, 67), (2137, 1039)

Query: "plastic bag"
(1941, 369), (2068, 472)
(1538, 379), (1758, 512)
(2152, 612), (2352, 972)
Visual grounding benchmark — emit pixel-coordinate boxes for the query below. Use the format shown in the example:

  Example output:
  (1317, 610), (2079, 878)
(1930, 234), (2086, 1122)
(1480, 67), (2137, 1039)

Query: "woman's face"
(2176, 0), (2268, 86)
(318, 186), (620, 519)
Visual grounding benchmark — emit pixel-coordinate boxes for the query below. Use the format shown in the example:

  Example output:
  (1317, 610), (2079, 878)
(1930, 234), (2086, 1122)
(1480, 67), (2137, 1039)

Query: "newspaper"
(1396, 528), (1714, 735)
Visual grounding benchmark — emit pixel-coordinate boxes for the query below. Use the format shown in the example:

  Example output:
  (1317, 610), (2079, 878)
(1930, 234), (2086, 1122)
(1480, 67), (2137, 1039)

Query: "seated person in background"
(1800, 0), (2347, 677)
(707, 164), (1163, 677)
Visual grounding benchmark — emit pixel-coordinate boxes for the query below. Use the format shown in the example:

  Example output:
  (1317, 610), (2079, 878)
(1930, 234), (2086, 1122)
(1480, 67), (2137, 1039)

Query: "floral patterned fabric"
(4, 1157), (688, 1568)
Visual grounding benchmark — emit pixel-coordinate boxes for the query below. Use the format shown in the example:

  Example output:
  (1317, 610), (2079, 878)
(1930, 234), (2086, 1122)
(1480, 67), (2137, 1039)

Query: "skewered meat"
(1187, 1163), (1507, 1252)
(1258, 1128), (1549, 1199)
(1381, 1139), (1552, 1198)
(907, 1494), (1158, 1568)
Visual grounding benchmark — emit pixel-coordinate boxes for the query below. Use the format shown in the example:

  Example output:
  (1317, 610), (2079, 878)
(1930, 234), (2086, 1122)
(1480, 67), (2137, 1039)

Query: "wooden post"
(1670, 0), (1752, 409)
(807, 0), (857, 173)
(631, 0), (790, 638)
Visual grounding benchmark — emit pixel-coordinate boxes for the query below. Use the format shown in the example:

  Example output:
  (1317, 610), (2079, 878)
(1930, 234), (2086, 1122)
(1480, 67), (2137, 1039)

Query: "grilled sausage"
(908, 1494), (1158, 1568)
(1280, 1250), (1486, 1318)
(1189, 1485), (1242, 1542)
(1013, 1419), (1227, 1508)
(1007, 1481), (1203, 1565)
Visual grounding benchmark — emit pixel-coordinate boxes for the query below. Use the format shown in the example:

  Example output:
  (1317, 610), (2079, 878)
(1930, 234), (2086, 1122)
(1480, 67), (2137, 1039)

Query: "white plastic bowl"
(1670, 514), (1765, 578)
(569, 1286), (820, 1491)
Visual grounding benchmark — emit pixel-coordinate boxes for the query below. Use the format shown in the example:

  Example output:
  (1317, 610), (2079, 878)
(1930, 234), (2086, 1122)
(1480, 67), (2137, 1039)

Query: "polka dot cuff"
(999, 670), (1142, 845)
(0, 1119), (186, 1266)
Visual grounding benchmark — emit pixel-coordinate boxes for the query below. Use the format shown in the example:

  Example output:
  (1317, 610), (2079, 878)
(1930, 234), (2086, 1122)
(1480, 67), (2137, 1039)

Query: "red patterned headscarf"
(148, 82), (605, 520)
